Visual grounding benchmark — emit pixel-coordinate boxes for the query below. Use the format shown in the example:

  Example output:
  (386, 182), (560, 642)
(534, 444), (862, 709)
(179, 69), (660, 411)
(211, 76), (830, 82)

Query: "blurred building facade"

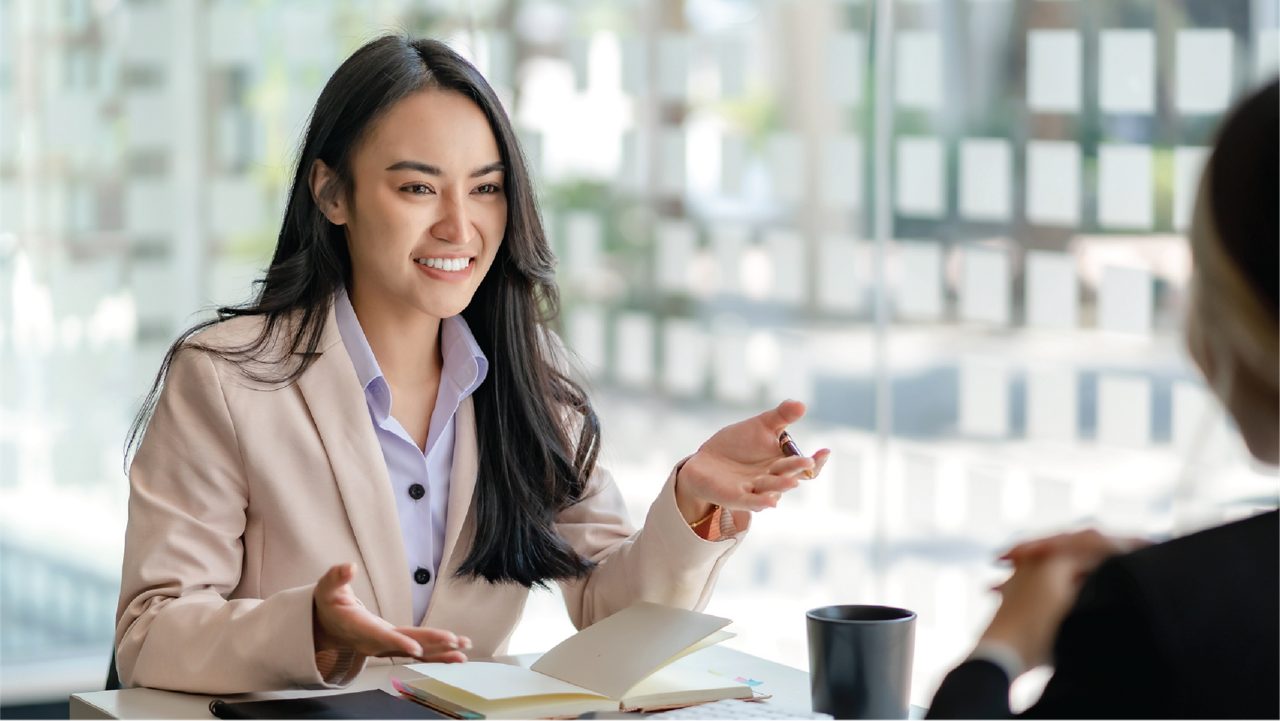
(2, 0), (1278, 708)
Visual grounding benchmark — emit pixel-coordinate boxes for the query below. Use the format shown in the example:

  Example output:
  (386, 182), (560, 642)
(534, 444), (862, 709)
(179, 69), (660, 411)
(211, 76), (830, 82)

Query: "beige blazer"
(115, 302), (747, 694)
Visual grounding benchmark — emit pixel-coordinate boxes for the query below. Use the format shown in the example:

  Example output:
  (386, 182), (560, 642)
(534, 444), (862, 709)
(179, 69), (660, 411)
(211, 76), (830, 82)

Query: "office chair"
(105, 650), (121, 691)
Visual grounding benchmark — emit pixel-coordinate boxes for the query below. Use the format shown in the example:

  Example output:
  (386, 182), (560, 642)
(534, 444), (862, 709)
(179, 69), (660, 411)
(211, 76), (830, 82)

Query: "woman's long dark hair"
(125, 35), (601, 587)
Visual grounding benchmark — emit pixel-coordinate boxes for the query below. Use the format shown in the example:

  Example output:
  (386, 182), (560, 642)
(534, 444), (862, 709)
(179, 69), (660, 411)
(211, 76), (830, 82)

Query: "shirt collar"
(333, 288), (488, 422)
(440, 306), (489, 398)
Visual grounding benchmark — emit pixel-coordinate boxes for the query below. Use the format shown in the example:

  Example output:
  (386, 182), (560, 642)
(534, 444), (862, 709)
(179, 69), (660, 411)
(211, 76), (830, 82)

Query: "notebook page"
(405, 661), (605, 701)
(395, 676), (616, 720)
(661, 630), (734, 666)
(620, 660), (753, 710)
(530, 602), (732, 700)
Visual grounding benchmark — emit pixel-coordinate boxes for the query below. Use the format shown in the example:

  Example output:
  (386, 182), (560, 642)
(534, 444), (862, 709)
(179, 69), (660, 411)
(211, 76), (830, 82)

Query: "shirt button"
(414, 567), (432, 585)
(408, 483), (426, 500)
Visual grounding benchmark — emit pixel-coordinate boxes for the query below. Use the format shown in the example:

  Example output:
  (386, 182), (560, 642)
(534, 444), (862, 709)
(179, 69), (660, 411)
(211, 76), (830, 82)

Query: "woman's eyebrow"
(386, 160), (442, 175)
(385, 160), (505, 178)
(470, 161), (505, 178)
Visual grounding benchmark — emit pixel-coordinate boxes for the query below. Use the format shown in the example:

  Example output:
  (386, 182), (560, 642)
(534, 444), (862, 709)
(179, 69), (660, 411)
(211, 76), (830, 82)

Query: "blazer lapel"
(296, 305), (413, 627)
(422, 394), (478, 625)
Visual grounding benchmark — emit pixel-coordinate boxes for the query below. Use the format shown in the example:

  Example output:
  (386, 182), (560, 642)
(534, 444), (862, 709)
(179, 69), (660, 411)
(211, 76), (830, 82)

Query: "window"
(2, 0), (1275, 708)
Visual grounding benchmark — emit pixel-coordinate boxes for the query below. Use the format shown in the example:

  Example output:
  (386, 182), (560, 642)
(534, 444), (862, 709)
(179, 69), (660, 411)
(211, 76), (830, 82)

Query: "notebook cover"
(208, 689), (449, 719)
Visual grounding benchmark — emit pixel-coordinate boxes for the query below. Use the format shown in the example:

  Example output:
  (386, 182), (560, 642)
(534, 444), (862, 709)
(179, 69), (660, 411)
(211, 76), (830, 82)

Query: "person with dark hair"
(115, 35), (829, 694)
(928, 79), (1280, 719)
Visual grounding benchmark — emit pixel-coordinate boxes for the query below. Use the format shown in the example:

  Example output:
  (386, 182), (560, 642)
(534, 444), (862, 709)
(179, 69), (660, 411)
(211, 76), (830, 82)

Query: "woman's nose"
(430, 195), (472, 244)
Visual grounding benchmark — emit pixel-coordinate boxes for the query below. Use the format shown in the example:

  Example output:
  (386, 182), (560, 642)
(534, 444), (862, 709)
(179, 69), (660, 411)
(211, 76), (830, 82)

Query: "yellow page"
(663, 629), (734, 666)
(405, 661), (605, 701)
(530, 602), (732, 700)
(620, 661), (753, 710)
(400, 676), (616, 720)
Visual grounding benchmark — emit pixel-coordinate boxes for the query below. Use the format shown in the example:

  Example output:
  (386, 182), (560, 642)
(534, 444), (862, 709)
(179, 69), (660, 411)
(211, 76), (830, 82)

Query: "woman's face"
(324, 88), (507, 320)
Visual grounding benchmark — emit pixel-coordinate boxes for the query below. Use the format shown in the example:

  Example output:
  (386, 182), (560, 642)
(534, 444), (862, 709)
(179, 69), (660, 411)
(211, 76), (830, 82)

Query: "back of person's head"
(1186, 78), (1280, 464)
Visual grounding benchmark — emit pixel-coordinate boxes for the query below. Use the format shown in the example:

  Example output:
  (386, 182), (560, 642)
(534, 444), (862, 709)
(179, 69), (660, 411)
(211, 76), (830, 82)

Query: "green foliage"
(716, 92), (784, 151)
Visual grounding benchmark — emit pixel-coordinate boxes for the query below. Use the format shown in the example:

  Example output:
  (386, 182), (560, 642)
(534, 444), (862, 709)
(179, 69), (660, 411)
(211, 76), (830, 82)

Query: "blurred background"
(2, 0), (1278, 715)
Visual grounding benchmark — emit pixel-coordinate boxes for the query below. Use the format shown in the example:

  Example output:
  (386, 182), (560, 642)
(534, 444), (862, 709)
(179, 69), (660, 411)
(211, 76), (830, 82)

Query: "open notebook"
(392, 602), (753, 719)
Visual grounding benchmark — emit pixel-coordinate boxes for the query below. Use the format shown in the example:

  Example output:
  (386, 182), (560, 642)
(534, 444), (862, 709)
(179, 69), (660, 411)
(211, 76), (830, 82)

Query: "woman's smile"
(414, 255), (475, 282)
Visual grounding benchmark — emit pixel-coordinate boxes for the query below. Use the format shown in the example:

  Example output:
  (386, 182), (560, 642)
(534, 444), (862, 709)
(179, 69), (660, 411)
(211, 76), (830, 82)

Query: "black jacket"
(928, 510), (1279, 719)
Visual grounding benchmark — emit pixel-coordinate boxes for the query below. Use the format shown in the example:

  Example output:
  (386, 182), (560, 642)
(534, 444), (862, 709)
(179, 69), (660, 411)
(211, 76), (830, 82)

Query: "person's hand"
(313, 563), (470, 663)
(978, 529), (1149, 670)
(978, 553), (1083, 671)
(999, 528), (1149, 569)
(674, 400), (830, 522)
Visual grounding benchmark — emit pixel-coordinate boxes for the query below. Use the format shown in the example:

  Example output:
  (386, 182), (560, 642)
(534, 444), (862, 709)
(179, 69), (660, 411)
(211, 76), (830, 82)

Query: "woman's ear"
(309, 159), (348, 225)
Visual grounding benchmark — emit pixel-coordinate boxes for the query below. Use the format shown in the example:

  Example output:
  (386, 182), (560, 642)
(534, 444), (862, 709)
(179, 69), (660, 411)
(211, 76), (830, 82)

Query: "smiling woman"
(312, 90), (507, 321)
(114, 35), (831, 695)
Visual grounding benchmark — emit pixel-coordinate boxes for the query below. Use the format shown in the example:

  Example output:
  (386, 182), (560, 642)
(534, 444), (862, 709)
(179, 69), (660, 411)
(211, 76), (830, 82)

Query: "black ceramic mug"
(806, 605), (916, 719)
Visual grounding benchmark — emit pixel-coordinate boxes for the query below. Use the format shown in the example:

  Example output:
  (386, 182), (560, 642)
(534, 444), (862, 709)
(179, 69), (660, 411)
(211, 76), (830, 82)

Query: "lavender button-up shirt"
(334, 289), (488, 625)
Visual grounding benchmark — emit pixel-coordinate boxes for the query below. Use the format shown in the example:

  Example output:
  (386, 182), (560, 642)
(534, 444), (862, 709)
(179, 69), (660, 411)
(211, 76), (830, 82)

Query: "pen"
(778, 431), (814, 479)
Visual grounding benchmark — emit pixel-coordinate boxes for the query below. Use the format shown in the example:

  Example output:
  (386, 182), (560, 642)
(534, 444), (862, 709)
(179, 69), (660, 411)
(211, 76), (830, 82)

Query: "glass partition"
(2, 0), (1276, 708)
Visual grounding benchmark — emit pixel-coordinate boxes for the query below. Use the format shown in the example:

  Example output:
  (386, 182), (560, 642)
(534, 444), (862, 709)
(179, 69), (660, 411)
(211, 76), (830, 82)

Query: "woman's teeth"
(416, 257), (470, 272)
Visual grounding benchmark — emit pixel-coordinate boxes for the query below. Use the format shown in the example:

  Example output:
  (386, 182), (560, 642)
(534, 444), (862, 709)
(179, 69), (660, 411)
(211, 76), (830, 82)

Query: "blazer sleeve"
(926, 659), (1015, 719)
(541, 326), (748, 628)
(1020, 557), (1170, 719)
(115, 347), (360, 693)
(926, 557), (1169, 719)
(553, 459), (750, 630)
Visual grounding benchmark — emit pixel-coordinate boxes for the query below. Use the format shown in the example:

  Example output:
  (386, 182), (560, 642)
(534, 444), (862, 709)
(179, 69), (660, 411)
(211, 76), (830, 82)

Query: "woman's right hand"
(979, 529), (1148, 671)
(999, 528), (1149, 569)
(313, 563), (470, 662)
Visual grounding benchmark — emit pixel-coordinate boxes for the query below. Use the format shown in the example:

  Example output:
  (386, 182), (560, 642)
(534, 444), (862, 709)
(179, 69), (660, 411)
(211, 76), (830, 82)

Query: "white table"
(69, 645), (815, 719)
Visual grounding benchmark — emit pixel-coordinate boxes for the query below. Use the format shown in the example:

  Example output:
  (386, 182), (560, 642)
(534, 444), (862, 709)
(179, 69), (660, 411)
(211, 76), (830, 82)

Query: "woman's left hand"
(674, 399), (830, 521)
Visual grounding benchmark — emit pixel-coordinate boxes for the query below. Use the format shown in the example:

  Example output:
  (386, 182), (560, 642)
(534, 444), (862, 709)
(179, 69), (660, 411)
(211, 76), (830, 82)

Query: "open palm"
(313, 563), (469, 663)
(678, 400), (830, 513)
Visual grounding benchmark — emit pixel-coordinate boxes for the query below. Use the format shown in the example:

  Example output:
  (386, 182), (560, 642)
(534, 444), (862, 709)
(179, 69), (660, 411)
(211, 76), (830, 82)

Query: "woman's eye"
(475, 183), (502, 195)
(402, 183), (433, 195)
